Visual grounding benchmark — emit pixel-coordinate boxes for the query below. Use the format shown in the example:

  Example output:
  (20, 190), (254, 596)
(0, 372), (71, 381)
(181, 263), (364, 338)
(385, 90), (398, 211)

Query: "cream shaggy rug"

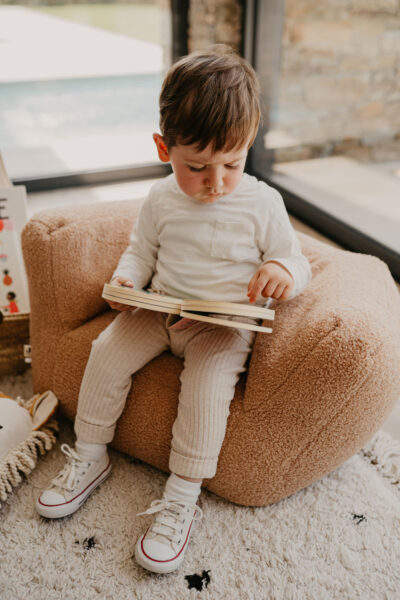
(1, 370), (400, 600)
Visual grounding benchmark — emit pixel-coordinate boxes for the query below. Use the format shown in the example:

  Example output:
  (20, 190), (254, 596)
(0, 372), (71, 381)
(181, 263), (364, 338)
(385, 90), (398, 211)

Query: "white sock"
(75, 439), (107, 461)
(164, 473), (202, 505)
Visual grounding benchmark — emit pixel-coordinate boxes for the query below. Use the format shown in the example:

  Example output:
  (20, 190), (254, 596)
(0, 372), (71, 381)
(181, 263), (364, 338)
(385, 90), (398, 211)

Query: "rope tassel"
(0, 419), (59, 506)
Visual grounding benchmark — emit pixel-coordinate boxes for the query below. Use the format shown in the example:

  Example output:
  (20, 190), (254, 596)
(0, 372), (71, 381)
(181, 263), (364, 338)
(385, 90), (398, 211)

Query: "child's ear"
(153, 133), (170, 163)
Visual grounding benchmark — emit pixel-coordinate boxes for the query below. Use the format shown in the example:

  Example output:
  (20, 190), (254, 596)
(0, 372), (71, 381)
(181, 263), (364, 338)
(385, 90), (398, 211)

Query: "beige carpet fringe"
(361, 429), (400, 489)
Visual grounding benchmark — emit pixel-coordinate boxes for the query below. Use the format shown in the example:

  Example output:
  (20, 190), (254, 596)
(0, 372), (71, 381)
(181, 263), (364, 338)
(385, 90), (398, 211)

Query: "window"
(0, 0), (177, 185)
(246, 0), (400, 280)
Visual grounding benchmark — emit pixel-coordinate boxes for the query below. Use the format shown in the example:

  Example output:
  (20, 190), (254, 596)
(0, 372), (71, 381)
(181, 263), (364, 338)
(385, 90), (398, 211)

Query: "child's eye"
(188, 164), (239, 172)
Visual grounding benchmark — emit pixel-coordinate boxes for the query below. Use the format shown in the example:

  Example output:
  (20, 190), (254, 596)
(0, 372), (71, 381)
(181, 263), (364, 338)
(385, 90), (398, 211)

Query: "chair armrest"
(22, 198), (144, 329)
(21, 198), (144, 390)
(243, 233), (400, 415)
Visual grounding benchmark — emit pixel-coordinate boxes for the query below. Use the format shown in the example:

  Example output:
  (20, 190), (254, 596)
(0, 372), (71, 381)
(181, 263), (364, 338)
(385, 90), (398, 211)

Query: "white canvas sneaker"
(135, 494), (203, 574)
(36, 443), (112, 519)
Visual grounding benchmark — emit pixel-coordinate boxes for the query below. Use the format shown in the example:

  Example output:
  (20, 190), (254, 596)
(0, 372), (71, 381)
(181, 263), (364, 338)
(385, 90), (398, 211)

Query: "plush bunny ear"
(29, 391), (58, 431)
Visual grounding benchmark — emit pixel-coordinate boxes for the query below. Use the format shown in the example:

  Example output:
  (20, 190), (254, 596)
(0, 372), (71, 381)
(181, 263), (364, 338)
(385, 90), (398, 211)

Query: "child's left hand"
(247, 261), (294, 303)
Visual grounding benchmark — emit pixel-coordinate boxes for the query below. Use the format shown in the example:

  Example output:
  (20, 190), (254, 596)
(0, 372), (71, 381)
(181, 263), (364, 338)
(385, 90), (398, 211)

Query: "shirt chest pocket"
(211, 220), (257, 261)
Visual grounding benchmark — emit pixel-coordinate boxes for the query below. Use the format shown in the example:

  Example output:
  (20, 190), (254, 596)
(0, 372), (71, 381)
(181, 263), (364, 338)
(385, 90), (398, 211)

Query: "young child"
(36, 45), (312, 574)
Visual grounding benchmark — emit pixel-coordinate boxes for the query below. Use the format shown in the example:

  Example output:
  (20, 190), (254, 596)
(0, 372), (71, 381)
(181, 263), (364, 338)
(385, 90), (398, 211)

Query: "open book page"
(102, 283), (275, 334)
(181, 311), (273, 333)
(165, 311), (272, 333)
(102, 285), (182, 314)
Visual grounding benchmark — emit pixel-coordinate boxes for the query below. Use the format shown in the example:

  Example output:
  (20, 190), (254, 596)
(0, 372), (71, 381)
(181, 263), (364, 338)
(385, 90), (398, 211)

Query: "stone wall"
(188, 0), (400, 163)
(187, 0), (242, 54)
(270, 0), (400, 162)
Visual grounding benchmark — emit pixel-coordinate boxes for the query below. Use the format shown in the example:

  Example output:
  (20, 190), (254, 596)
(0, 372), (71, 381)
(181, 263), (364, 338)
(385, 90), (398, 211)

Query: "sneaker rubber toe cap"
(141, 538), (176, 562)
(38, 490), (66, 507)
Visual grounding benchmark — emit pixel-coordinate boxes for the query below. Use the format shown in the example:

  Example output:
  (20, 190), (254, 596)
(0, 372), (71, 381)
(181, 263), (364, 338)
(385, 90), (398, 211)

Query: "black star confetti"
(185, 570), (211, 591)
(352, 514), (367, 525)
(84, 536), (97, 550)
(75, 537), (97, 550)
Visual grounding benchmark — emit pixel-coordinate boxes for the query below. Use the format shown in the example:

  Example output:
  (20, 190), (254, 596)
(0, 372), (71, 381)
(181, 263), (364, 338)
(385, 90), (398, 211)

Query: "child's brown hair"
(159, 44), (261, 153)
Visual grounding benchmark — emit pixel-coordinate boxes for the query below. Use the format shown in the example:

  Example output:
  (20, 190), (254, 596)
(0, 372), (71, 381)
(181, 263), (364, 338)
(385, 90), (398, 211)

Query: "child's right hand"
(107, 276), (137, 312)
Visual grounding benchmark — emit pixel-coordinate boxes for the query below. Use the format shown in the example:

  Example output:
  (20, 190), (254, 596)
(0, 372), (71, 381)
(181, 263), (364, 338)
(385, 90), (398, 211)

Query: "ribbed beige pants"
(74, 308), (257, 479)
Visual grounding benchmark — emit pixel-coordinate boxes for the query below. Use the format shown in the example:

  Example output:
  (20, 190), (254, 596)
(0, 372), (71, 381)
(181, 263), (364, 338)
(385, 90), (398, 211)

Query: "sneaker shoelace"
(137, 496), (203, 550)
(50, 443), (91, 494)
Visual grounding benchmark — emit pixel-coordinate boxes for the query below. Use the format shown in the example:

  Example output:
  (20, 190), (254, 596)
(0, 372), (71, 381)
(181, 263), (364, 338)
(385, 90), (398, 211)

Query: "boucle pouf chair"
(21, 197), (400, 507)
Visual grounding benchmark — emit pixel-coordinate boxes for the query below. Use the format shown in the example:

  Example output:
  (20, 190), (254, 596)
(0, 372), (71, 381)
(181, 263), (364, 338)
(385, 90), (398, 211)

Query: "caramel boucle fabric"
(21, 199), (400, 506)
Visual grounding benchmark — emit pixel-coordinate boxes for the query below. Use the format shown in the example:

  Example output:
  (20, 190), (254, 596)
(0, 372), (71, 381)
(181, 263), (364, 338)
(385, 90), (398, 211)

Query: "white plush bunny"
(0, 391), (59, 505)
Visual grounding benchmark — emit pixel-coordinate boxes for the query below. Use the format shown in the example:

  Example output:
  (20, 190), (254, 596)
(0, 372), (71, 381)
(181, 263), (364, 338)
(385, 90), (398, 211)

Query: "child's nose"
(205, 167), (223, 191)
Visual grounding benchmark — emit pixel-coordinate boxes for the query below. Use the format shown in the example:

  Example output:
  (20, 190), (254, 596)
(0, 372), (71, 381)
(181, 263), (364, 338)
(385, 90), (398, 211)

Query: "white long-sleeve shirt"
(112, 172), (312, 306)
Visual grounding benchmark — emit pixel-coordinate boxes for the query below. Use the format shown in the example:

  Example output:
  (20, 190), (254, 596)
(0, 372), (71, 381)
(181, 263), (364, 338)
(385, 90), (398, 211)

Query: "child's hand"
(107, 276), (137, 312)
(247, 261), (294, 303)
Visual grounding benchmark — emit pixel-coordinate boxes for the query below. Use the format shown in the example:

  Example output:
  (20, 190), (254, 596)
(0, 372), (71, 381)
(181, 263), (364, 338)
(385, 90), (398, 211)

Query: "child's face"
(153, 134), (249, 204)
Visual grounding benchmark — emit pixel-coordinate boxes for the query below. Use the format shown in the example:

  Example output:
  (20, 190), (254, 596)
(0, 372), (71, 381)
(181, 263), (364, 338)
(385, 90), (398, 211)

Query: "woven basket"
(0, 313), (30, 376)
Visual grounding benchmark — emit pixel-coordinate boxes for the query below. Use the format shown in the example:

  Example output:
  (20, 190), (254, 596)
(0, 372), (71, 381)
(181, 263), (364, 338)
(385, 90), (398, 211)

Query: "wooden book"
(102, 283), (275, 334)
